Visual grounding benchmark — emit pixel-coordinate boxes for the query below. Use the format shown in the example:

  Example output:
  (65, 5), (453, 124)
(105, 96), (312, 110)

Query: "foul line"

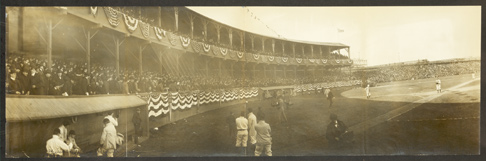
(389, 116), (479, 122)
(348, 78), (479, 134)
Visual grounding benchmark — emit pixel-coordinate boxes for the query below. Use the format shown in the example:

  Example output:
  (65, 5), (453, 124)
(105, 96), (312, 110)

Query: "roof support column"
(282, 42), (285, 56)
(250, 35), (255, 52)
(115, 37), (125, 77)
(202, 20), (208, 41)
(229, 28), (233, 48)
(189, 14), (195, 38)
(215, 24), (222, 43)
(174, 7), (179, 32)
(292, 44), (295, 58)
(240, 32), (244, 51)
(311, 45), (314, 58)
(139, 44), (148, 76)
(158, 7), (162, 27)
(261, 37), (265, 53)
(319, 46), (323, 59)
(272, 39), (275, 54)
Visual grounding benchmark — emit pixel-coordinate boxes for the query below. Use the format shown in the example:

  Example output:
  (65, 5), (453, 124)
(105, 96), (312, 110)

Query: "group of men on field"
(228, 107), (273, 156)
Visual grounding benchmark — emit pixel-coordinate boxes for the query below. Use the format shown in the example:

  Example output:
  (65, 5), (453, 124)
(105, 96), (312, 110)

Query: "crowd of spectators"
(5, 54), (359, 96)
(6, 53), (480, 96)
(364, 61), (480, 84)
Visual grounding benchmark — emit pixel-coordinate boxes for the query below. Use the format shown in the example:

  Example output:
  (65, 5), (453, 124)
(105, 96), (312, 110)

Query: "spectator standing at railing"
(30, 68), (45, 95)
(44, 72), (55, 95)
(53, 71), (66, 95)
(7, 72), (22, 94)
(19, 69), (32, 95)
(64, 78), (74, 96)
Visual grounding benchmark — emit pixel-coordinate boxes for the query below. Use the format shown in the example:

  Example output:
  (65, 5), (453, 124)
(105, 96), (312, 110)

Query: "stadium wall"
(5, 95), (149, 158)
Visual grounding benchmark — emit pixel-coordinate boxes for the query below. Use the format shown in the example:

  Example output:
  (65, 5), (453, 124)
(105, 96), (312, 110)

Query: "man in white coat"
(98, 118), (117, 157)
(247, 108), (257, 155)
(46, 128), (70, 157)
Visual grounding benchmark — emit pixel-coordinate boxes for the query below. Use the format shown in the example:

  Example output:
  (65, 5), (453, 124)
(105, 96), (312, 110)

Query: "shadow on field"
(362, 102), (480, 155)
(126, 87), (480, 156)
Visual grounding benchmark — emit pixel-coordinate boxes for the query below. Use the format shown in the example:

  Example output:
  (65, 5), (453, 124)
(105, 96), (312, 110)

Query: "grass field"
(128, 74), (480, 156)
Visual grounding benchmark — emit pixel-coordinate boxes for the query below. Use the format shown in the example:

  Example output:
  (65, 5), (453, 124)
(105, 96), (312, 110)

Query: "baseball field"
(127, 74), (480, 156)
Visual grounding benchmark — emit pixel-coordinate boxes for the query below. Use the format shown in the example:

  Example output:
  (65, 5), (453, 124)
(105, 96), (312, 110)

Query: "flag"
(337, 29), (344, 33)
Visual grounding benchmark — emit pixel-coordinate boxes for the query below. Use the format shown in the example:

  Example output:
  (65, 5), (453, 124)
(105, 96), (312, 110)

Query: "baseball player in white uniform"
(365, 84), (371, 99)
(435, 77), (441, 93)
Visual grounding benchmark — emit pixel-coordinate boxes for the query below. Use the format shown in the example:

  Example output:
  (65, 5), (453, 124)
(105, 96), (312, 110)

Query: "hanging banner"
(237, 51), (244, 59)
(253, 54), (260, 60)
(282, 57), (288, 63)
(212, 46), (220, 55)
(90, 7), (98, 16)
(220, 48), (228, 56)
(104, 7), (120, 27)
(296, 58), (302, 63)
(192, 41), (202, 53)
(167, 32), (178, 46)
(180, 36), (191, 48)
(202, 43), (211, 53)
(154, 27), (166, 40)
(147, 93), (170, 117)
(122, 14), (139, 33)
(268, 56), (274, 62)
(140, 22), (150, 39)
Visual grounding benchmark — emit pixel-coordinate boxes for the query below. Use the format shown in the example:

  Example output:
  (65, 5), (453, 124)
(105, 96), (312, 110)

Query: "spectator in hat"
(53, 70), (66, 95)
(7, 72), (21, 94)
(44, 72), (56, 95)
(30, 68), (46, 95)
(18, 68), (31, 95)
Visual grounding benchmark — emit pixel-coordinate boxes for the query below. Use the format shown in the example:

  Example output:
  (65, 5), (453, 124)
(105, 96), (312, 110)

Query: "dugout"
(5, 95), (149, 158)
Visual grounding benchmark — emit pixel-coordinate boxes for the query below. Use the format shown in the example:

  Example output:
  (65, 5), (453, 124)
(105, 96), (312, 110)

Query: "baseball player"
(365, 84), (371, 99)
(435, 77), (441, 93)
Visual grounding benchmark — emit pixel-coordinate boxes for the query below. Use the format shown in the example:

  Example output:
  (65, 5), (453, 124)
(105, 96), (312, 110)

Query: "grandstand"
(5, 6), (353, 157)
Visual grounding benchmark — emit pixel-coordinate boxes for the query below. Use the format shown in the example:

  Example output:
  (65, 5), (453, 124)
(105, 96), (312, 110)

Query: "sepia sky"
(187, 6), (481, 66)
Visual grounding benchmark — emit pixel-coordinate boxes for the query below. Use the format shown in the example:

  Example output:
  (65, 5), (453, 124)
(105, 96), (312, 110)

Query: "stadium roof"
(185, 7), (349, 49)
(6, 95), (146, 122)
